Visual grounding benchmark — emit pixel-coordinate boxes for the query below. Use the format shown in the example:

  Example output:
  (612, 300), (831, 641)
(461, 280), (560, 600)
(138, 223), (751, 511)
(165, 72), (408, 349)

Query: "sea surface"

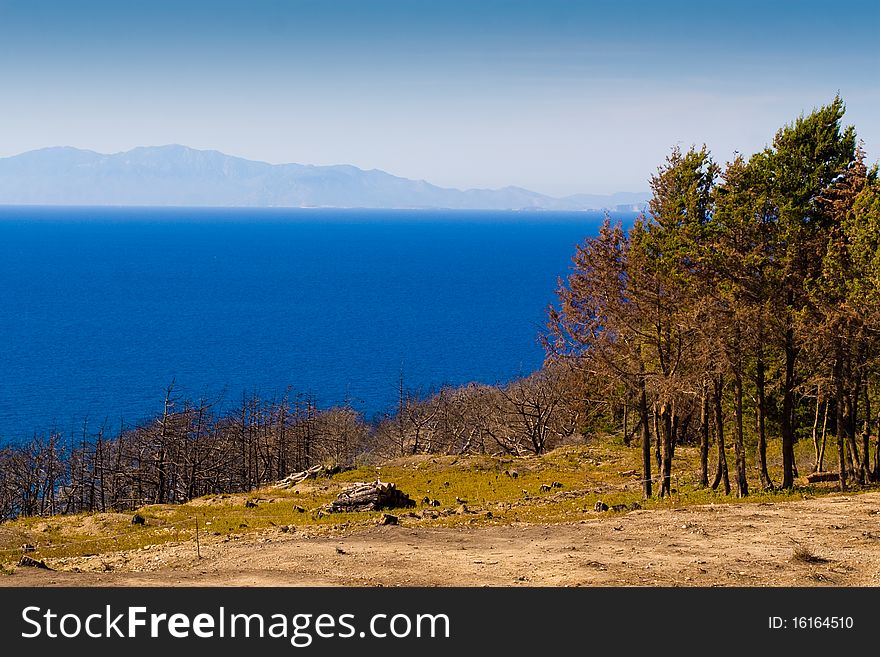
(0, 207), (632, 441)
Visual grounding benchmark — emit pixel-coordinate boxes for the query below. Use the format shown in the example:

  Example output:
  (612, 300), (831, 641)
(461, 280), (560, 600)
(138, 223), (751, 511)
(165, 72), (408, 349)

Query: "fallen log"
(805, 471), (839, 483)
(273, 464), (325, 489)
(18, 555), (51, 570)
(328, 480), (415, 513)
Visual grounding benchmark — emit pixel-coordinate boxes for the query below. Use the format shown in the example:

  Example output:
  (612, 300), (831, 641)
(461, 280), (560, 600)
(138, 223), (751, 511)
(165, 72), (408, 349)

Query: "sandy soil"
(4, 492), (880, 587)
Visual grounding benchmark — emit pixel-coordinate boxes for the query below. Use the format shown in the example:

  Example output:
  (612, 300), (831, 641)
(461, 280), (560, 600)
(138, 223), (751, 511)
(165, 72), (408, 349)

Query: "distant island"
(0, 145), (648, 211)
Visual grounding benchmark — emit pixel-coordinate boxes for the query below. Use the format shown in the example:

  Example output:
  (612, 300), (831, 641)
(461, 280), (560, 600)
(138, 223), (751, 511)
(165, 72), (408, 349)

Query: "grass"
(0, 436), (870, 567)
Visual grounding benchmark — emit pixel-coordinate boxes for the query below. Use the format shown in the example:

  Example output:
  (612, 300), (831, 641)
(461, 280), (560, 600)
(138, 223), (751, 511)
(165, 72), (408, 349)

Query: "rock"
(131, 514), (146, 525)
(18, 555), (50, 570)
(594, 501), (609, 512)
(379, 513), (399, 526)
(335, 547), (347, 554)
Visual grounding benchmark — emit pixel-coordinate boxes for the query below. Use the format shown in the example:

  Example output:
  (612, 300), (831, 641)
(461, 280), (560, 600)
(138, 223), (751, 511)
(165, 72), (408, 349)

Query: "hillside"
(2, 442), (876, 586)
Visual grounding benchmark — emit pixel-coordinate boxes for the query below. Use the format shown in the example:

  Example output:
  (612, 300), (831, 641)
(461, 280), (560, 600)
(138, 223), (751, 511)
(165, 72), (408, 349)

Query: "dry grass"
(791, 544), (830, 564)
(0, 437), (865, 568)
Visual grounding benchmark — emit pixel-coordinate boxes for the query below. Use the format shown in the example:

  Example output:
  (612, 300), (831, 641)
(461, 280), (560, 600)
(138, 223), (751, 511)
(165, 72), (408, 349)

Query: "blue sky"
(1, 0), (878, 195)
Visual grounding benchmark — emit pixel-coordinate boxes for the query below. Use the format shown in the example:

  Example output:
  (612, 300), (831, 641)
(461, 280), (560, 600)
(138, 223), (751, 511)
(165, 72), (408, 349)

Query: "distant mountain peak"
(0, 146), (649, 210)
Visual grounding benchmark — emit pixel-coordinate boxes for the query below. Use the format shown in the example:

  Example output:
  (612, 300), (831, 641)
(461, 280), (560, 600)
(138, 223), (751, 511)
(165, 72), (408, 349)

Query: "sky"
(1, 0), (878, 196)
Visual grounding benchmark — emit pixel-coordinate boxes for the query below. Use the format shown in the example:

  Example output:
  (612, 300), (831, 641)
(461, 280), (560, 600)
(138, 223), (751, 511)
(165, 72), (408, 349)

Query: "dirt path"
(5, 492), (880, 587)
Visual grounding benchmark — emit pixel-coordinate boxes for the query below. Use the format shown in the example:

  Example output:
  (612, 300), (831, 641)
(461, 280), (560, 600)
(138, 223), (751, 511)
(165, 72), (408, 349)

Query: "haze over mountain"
(0, 146), (648, 211)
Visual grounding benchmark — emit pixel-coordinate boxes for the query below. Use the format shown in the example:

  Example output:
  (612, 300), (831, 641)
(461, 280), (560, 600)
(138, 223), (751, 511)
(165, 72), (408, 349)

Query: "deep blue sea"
(0, 207), (630, 441)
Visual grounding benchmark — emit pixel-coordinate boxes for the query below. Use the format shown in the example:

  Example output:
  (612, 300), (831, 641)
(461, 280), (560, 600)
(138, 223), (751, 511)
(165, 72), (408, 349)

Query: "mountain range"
(0, 145), (649, 211)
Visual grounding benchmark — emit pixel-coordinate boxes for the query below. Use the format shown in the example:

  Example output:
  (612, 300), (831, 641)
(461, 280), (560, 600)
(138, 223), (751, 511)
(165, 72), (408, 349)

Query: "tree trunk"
(835, 356), (847, 492)
(732, 373), (749, 497)
(755, 356), (772, 489)
(699, 381), (709, 488)
(710, 375), (730, 495)
(658, 402), (673, 497)
(843, 395), (857, 477)
(653, 402), (661, 474)
(851, 374), (863, 479)
(639, 377), (652, 499)
(780, 328), (797, 489)
(861, 379), (871, 484)
(812, 389), (821, 472)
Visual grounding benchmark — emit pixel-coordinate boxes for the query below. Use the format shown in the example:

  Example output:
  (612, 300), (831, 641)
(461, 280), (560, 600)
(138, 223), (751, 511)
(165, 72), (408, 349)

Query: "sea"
(0, 206), (633, 441)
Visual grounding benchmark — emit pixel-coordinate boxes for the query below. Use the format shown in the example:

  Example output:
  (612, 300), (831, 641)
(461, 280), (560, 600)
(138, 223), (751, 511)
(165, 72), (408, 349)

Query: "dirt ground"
(4, 492), (880, 587)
